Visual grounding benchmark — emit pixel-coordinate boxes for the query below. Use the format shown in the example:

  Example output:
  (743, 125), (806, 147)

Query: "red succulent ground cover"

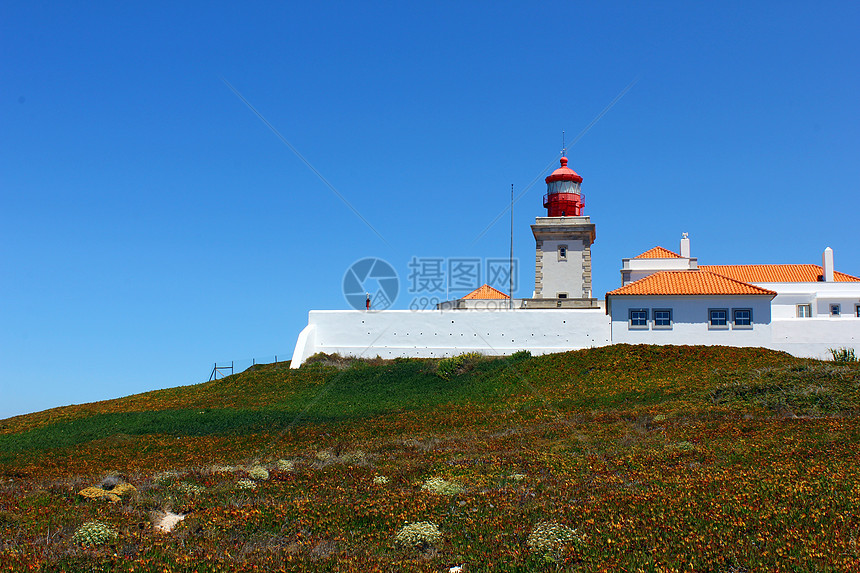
(0, 345), (858, 572)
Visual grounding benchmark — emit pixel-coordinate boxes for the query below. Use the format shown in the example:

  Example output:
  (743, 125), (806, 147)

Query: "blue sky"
(2, 2), (859, 419)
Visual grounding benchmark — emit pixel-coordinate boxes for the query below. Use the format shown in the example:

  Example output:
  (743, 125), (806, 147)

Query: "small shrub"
(152, 470), (181, 485)
(395, 521), (442, 549)
(829, 347), (857, 363)
(171, 482), (205, 496)
(668, 441), (696, 452)
(276, 459), (294, 471)
(248, 466), (269, 481)
(303, 352), (366, 370)
(99, 473), (124, 490)
(72, 521), (117, 546)
(508, 473), (526, 481)
(436, 352), (482, 380)
(0, 510), (22, 524)
(341, 450), (366, 464)
(421, 477), (463, 496)
(315, 450), (334, 462)
(373, 475), (390, 485)
(509, 349), (532, 362)
(209, 465), (234, 473)
(526, 521), (579, 554)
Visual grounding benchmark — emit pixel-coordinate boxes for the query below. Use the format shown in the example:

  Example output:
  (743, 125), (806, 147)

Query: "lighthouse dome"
(545, 157), (583, 184)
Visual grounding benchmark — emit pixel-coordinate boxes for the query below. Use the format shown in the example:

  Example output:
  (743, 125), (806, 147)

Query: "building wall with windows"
(751, 282), (860, 320)
(608, 295), (773, 348)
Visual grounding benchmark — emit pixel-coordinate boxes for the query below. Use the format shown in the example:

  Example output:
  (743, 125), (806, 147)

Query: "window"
(629, 309), (648, 330)
(557, 292), (568, 299)
(830, 304), (841, 317)
(733, 308), (753, 329)
(653, 309), (673, 330)
(856, 304), (860, 318)
(796, 304), (812, 318)
(709, 308), (729, 330)
(558, 245), (568, 261)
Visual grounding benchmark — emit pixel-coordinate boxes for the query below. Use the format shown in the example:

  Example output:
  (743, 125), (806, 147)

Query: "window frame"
(652, 308), (673, 330)
(796, 304), (812, 318)
(558, 244), (568, 261)
(830, 303), (841, 317)
(628, 308), (649, 330)
(732, 308), (753, 329)
(708, 308), (729, 330)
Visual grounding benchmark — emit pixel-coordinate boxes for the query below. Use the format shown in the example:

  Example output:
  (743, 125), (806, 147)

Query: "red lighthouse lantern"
(543, 157), (584, 217)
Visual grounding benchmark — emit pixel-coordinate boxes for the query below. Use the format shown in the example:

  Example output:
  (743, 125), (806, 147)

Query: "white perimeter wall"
(291, 308), (611, 368)
(770, 318), (860, 359)
(609, 295), (773, 347)
(290, 293), (860, 368)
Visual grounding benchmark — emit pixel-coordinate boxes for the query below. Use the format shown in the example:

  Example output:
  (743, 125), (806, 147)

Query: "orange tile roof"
(607, 270), (777, 296)
(701, 264), (860, 283)
(463, 284), (510, 300)
(633, 246), (682, 259)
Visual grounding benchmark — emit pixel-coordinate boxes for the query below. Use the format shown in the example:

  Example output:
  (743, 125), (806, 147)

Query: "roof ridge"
(633, 246), (682, 259)
(701, 263), (860, 283)
(607, 269), (777, 296)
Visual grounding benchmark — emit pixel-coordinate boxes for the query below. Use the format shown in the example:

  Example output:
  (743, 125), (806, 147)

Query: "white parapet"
(289, 308), (612, 368)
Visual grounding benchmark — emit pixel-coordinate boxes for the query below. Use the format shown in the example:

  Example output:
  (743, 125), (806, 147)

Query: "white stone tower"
(531, 156), (597, 306)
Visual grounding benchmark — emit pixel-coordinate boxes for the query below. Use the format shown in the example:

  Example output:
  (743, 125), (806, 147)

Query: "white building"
(606, 241), (860, 358)
(291, 155), (860, 368)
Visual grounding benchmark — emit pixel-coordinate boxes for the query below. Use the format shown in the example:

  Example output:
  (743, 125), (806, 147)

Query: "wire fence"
(209, 353), (291, 381)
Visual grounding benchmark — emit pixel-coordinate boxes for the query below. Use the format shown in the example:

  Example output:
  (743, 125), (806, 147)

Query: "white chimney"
(680, 232), (691, 258)
(823, 247), (835, 282)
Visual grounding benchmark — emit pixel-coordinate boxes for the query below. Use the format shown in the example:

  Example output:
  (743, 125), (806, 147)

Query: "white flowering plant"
(209, 464), (234, 473)
(248, 466), (269, 481)
(236, 479), (257, 490)
(171, 482), (205, 496)
(526, 521), (581, 554)
(276, 459), (294, 471)
(395, 521), (442, 549)
(421, 477), (463, 496)
(152, 470), (181, 485)
(72, 521), (117, 546)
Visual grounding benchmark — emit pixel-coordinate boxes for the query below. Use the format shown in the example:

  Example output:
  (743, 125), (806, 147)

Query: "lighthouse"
(531, 156), (597, 305)
(543, 156), (584, 216)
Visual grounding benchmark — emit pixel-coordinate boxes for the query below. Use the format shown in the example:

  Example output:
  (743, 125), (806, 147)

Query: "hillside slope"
(1, 345), (859, 572)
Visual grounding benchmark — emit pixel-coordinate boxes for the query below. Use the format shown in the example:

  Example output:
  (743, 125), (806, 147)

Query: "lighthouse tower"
(531, 156), (597, 304)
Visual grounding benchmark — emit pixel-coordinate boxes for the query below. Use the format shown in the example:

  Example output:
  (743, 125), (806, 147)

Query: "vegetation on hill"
(0, 344), (858, 572)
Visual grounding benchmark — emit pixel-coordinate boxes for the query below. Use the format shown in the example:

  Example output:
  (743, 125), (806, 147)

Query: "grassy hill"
(1, 345), (859, 572)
